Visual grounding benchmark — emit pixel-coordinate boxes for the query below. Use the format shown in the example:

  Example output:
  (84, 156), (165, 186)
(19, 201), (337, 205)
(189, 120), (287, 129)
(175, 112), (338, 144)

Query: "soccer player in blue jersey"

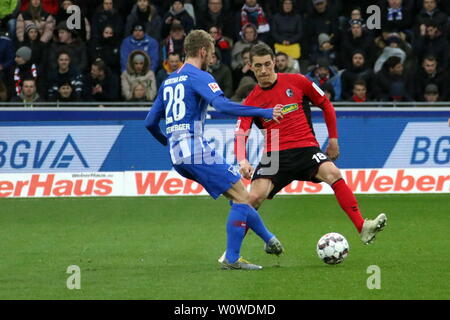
(144, 30), (284, 270)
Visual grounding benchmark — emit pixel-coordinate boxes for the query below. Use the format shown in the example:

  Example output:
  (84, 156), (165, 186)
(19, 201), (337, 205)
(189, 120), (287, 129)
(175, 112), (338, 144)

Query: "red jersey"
(235, 73), (338, 161)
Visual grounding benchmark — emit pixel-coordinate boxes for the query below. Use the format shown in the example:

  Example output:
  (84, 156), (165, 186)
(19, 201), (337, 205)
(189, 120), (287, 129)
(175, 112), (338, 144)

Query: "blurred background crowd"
(1, 0), (450, 106)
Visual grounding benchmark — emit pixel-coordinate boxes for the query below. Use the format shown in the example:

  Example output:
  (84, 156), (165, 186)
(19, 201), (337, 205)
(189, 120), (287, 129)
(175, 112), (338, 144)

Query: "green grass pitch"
(0, 194), (449, 300)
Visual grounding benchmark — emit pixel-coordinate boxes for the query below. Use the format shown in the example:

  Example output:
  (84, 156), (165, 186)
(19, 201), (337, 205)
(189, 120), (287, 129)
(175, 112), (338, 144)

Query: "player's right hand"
(239, 159), (254, 180)
(272, 104), (284, 124)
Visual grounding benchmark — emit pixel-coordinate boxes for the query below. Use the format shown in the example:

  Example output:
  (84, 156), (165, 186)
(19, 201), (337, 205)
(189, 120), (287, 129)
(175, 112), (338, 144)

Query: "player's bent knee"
(248, 192), (264, 209)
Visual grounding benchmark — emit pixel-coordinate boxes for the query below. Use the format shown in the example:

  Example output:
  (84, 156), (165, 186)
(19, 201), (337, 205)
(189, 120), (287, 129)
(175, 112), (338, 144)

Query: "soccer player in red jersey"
(234, 44), (387, 248)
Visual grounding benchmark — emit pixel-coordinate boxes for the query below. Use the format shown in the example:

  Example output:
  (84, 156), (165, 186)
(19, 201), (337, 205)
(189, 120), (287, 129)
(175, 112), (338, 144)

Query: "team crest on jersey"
(208, 82), (221, 93)
(286, 89), (294, 97)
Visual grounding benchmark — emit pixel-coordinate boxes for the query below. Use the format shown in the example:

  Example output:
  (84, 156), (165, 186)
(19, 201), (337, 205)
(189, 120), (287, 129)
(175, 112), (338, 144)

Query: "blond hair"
(184, 30), (214, 58)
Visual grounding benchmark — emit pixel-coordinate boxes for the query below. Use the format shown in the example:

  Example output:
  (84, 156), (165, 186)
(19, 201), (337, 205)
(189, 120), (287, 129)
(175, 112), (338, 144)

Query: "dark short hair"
(353, 79), (367, 87)
(384, 56), (402, 70)
(423, 55), (437, 63)
(275, 52), (288, 59)
(92, 58), (107, 72)
(241, 46), (252, 57)
(249, 43), (275, 63)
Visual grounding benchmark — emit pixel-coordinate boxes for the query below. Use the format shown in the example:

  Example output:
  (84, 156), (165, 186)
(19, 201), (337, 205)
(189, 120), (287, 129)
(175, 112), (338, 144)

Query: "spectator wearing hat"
(120, 23), (159, 73)
(9, 46), (38, 99)
(88, 25), (121, 76)
(18, 23), (47, 68)
(10, 78), (44, 105)
(85, 58), (119, 102)
(413, 20), (449, 71)
(306, 58), (342, 100)
(156, 52), (182, 89)
(236, 0), (270, 43)
(339, 18), (376, 69)
(341, 50), (374, 100)
(196, 0), (234, 40)
(55, 0), (90, 41)
(414, 0), (448, 38)
(412, 55), (448, 101)
(91, 0), (124, 41)
(43, 21), (88, 73)
(44, 50), (84, 101)
(161, 23), (186, 64)
(231, 23), (265, 71)
(125, 0), (161, 41)
(54, 80), (77, 102)
(303, 0), (339, 61)
(309, 32), (338, 67)
(121, 50), (156, 101)
(162, 0), (194, 39)
(423, 83), (440, 102)
(373, 56), (413, 102)
(207, 47), (233, 98)
(16, 0), (55, 43)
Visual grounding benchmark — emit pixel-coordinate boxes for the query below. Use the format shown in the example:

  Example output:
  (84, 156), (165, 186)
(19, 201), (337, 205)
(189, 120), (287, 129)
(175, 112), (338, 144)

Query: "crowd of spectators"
(1, 0), (450, 105)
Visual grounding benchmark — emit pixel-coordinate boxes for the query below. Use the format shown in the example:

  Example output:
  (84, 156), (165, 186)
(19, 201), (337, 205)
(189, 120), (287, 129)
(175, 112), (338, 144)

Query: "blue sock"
(225, 204), (249, 263)
(245, 205), (274, 243)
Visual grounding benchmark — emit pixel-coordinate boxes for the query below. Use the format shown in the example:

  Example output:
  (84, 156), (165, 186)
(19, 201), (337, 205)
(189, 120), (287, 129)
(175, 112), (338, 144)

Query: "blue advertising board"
(0, 109), (449, 173)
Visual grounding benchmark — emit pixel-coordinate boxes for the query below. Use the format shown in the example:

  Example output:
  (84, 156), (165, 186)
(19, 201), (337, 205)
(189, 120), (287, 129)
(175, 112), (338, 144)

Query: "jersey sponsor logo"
(312, 82), (325, 96)
(262, 103), (299, 122)
(208, 82), (221, 93)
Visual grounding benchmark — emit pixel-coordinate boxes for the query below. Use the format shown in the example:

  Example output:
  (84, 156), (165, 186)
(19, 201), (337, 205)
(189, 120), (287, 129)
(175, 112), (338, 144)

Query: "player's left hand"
(326, 138), (340, 160)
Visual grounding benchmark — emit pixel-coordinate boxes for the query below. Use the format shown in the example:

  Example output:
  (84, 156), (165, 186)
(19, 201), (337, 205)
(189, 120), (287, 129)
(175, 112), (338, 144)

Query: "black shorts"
(252, 147), (331, 199)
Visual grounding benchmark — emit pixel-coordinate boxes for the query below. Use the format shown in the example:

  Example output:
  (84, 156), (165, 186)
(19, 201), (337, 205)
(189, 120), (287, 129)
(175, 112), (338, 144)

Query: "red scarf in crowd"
(240, 4), (269, 32)
(14, 64), (37, 95)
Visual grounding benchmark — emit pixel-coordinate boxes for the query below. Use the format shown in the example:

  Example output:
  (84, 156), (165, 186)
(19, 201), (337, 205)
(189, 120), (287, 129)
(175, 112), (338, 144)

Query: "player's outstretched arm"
(144, 94), (168, 146)
(211, 96), (283, 123)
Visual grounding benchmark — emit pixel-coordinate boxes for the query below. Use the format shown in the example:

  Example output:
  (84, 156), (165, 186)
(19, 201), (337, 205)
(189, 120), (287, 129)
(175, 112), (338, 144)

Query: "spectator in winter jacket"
(339, 19), (376, 69)
(161, 23), (186, 63)
(413, 21), (449, 71)
(55, 0), (90, 41)
(18, 23), (46, 68)
(303, 0), (339, 61)
(341, 50), (374, 100)
(372, 56), (413, 102)
(196, 0), (234, 39)
(412, 55), (448, 101)
(125, 0), (162, 41)
(121, 50), (156, 101)
(208, 25), (232, 67)
(45, 51), (84, 100)
(232, 46), (255, 89)
(120, 23), (159, 73)
(54, 80), (77, 102)
(231, 23), (265, 70)
(43, 21), (88, 73)
(271, 0), (303, 50)
(16, 0), (55, 43)
(349, 79), (369, 102)
(414, 0), (448, 37)
(162, 0), (194, 39)
(374, 32), (409, 73)
(91, 0), (124, 41)
(0, 35), (14, 83)
(208, 48), (233, 98)
(156, 52), (182, 89)
(423, 83), (440, 102)
(9, 46), (38, 99)
(309, 33), (338, 67)
(19, 0), (58, 16)
(306, 58), (342, 101)
(10, 78), (43, 105)
(85, 59), (119, 102)
(88, 25), (121, 76)
(236, 0), (270, 43)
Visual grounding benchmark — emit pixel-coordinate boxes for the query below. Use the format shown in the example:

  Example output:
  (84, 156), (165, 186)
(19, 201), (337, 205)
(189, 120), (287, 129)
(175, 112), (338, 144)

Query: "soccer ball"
(316, 232), (349, 265)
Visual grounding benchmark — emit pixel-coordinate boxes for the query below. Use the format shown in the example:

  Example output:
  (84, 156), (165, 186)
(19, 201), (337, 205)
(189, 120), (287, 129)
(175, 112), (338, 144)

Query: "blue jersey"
(144, 62), (274, 198)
